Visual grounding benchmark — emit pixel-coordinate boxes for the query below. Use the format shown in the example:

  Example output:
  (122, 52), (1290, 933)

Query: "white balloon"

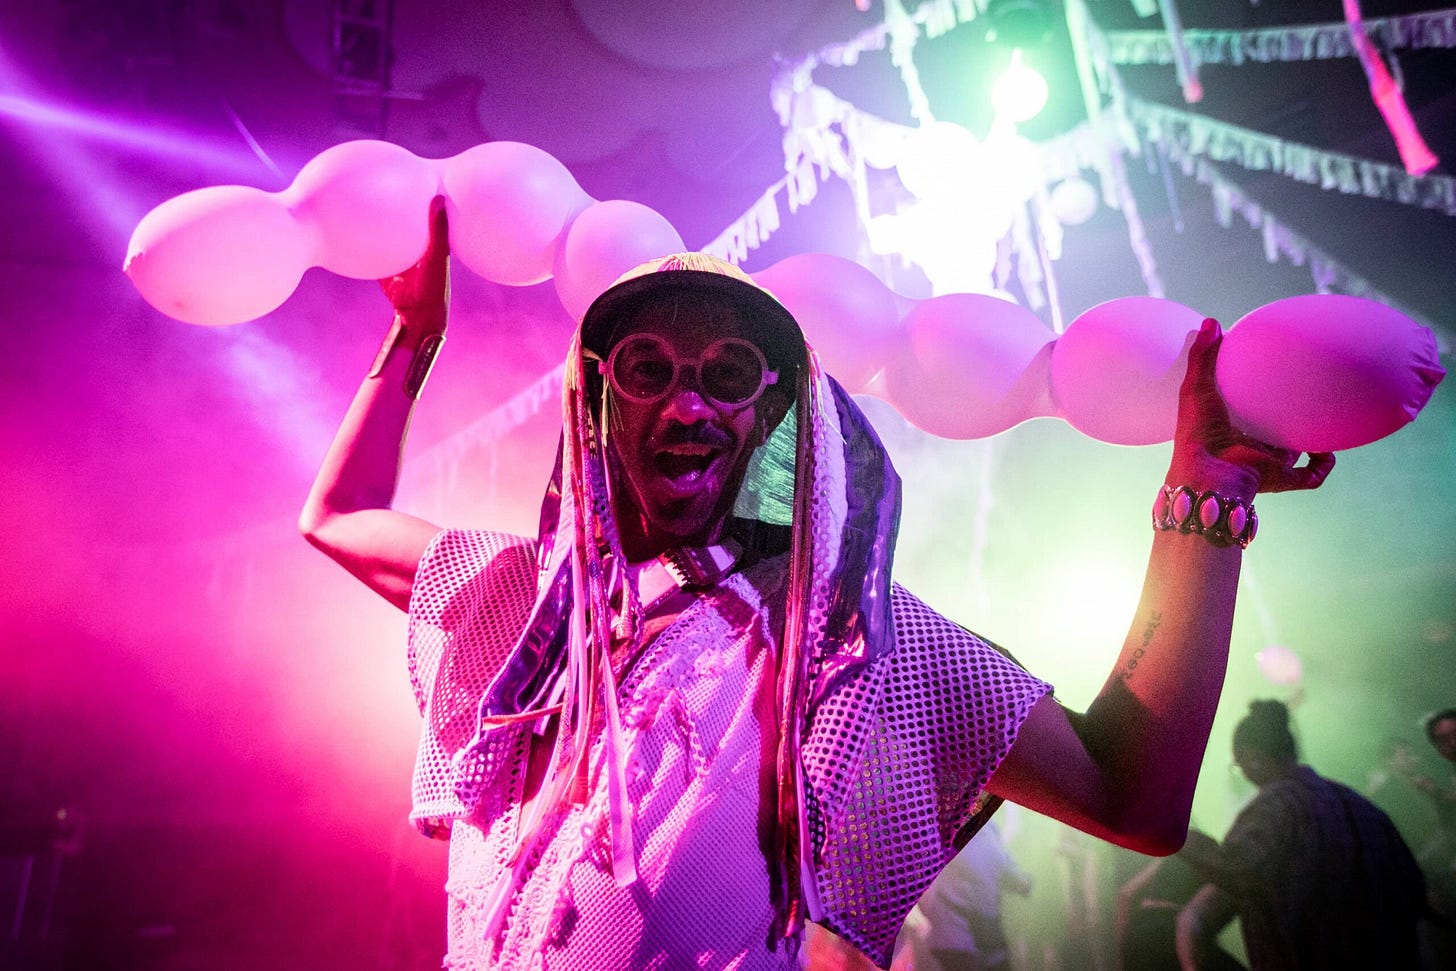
(284, 139), (442, 279)
(896, 122), (981, 201)
(883, 292), (1056, 439)
(444, 141), (593, 286)
(753, 253), (903, 393)
(1218, 294), (1446, 452)
(552, 200), (685, 321)
(855, 115), (912, 170)
(1050, 297), (1207, 446)
(125, 185), (312, 325)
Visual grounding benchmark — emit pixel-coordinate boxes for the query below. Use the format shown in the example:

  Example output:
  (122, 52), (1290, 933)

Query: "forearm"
(300, 317), (437, 527)
(1175, 884), (1239, 971)
(987, 320), (1332, 851)
(300, 309), (447, 610)
(1080, 527), (1243, 848)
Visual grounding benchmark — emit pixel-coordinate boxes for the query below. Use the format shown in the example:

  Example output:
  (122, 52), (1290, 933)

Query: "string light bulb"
(991, 48), (1049, 123)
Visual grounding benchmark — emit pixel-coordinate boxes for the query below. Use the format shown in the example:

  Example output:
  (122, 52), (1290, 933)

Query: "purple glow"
(0, 94), (276, 183)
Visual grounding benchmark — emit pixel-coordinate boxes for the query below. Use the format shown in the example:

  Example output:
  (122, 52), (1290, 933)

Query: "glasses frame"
(597, 333), (778, 410)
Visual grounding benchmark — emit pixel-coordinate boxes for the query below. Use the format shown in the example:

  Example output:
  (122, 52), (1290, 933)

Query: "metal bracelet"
(404, 332), (446, 399)
(1152, 484), (1258, 548)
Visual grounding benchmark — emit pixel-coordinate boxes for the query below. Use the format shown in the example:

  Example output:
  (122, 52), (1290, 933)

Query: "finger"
(1292, 451), (1336, 490)
(1174, 318), (1229, 446)
(424, 194), (451, 260)
(1257, 450), (1336, 493)
(1179, 318), (1222, 397)
(1220, 436), (1297, 471)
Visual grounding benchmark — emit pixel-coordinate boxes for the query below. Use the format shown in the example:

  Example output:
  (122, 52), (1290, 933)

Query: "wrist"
(392, 308), (448, 348)
(1153, 484), (1257, 549)
(1165, 451), (1259, 503)
(367, 313), (447, 398)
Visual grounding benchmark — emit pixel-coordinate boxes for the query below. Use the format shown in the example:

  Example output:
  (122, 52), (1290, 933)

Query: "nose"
(659, 378), (716, 423)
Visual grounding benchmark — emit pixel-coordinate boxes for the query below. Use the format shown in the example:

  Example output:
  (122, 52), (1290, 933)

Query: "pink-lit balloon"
(444, 141), (593, 286)
(1050, 297), (1207, 446)
(552, 200), (685, 321)
(124, 185), (312, 326)
(1256, 644), (1303, 686)
(1217, 294), (1446, 452)
(752, 253), (903, 393)
(883, 292), (1056, 439)
(283, 139), (442, 279)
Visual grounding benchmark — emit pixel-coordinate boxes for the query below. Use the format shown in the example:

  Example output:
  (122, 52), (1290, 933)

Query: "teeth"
(656, 451), (714, 480)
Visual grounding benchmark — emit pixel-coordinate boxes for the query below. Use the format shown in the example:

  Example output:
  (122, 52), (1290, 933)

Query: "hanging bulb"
(991, 49), (1049, 123)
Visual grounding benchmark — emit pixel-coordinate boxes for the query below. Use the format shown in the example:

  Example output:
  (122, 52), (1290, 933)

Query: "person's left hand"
(1168, 318), (1336, 499)
(379, 196), (450, 329)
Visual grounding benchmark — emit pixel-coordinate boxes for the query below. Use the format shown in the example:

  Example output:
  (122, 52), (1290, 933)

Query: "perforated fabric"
(407, 530), (1051, 970)
(806, 586), (1052, 966)
(407, 529), (540, 837)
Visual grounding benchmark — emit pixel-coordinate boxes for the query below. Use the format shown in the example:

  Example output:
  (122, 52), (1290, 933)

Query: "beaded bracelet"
(1152, 484), (1258, 549)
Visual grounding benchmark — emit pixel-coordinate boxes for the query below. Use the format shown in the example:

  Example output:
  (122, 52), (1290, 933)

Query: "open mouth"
(653, 444), (719, 488)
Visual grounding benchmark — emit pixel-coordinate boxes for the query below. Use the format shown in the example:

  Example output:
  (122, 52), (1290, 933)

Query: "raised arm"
(299, 201), (452, 611)
(1175, 884), (1240, 971)
(986, 319), (1335, 854)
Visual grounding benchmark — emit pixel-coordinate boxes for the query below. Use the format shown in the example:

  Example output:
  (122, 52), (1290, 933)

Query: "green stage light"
(991, 49), (1049, 123)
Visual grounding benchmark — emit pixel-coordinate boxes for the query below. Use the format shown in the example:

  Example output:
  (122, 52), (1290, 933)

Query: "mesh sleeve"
(807, 584), (1052, 968)
(406, 528), (538, 834)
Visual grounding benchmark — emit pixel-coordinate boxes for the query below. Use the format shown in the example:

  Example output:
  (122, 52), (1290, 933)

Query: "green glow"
(991, 49), (1049, 123)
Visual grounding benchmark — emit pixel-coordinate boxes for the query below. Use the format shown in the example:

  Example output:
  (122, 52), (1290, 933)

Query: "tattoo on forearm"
(1118, 611), (1163, 683)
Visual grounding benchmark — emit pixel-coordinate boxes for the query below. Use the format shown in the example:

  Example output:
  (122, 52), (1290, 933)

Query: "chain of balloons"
(125, 139), (1445, 451)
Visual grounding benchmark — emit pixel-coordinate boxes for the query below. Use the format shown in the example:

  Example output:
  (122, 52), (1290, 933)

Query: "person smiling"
(300, 205), (1333, 970)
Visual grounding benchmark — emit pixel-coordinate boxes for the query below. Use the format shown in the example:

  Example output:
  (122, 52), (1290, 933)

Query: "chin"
(645, 496), (728, 546)
(649, 512), (717, 546)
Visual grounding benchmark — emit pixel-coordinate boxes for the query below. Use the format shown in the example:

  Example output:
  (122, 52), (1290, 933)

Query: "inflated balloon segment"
(125, 139), (1445, 451)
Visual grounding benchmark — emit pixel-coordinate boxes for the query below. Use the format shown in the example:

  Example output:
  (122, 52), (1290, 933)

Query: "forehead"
(606, 290), (757, 349)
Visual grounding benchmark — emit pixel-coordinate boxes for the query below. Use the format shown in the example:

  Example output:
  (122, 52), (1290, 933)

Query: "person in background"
(903, 818), (1033, 971)
(1177, 700), (1426, 970)
(1390, 708), (1456, 921)
(1115, 838), (1245, 971)
(1387, 707), (1456, 967)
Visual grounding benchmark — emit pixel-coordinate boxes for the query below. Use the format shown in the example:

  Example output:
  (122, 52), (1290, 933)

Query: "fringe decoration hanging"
(1124, 96), (1456, 214)
(1104, 8), (1456, 67)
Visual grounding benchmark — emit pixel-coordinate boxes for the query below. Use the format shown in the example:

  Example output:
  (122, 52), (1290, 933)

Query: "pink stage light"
(209, 324), (339, 474)
(0, 94), (278, 183)
(0, 49), (331, 475)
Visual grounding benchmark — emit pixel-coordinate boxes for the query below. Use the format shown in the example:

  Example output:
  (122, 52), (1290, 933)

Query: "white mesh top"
(407, 528), (1052, 970)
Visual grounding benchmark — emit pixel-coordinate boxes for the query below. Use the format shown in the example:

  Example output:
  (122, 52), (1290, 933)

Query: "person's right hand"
(1168, 318), (1335, 499)
(380, 197), (450, 328)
